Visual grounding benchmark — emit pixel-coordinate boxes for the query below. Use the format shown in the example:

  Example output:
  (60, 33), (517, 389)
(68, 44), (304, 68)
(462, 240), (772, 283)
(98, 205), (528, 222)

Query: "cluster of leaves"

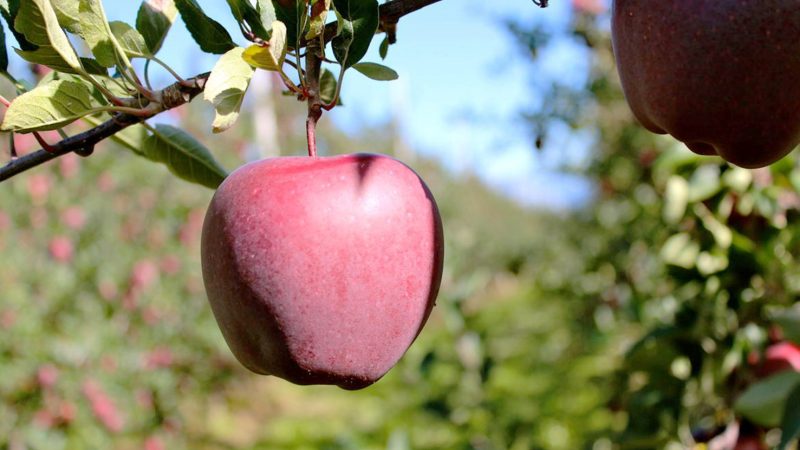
(0, 0), (398, 186)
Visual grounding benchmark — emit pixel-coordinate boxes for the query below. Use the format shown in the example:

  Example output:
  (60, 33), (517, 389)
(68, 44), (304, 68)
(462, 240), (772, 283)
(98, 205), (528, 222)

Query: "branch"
(0, 73), (209, 183)
(0, 0), (446, 182)
(314, 0), (443, 46)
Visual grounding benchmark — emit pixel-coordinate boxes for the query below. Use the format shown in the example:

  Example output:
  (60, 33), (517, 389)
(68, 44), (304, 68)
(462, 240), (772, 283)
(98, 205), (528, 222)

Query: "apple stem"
(306, 106), (322, 158)
(305, 33), (325, 158)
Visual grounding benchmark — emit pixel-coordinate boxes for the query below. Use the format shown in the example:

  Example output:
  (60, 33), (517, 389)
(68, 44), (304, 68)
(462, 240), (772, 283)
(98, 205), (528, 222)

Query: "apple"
(758, 341), (800, 377)
(611, 0), (800, 168)
(201, 153), (444, 389)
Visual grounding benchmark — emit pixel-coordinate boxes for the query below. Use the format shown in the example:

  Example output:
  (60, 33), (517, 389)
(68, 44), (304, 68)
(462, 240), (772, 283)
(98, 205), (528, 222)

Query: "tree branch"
(0, 73), (209, 183)
(0, 0), (446, 182)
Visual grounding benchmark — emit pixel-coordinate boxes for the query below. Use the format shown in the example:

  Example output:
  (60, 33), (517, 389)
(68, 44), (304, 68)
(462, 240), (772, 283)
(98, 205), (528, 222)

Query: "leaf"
(352, 62), (398, 80)
(331, 0), (379, 68)
(735, 371), (800, 427)
(51, 0), (80, 32)
(226, 0), (270, 40)
(771, 305), (800, 345)
(0, 79), (101, 132)
(136, 0), (177, 54)
(204, 47), (255, 133)
(241, 21), (287, 71)
(142, 124), (227, 189)
(379, 34), (388, 59)
(273, 0), (302, 48)
(110, 21), (150, 58)
(175, 0), (236, 54)
(257, 0), (276, 34)
(2, 0), (35, 51)
(778, 384), (800, 450)
(76, 0), (117, 68)
(319, 68), (338, 105)
(15, 0), (82, 72)
(306, 0), (331, 40)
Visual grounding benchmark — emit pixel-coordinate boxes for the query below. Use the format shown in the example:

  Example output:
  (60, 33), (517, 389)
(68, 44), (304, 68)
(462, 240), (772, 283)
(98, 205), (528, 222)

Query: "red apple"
(612, 0), (800, 168)
(201, 153), (444, 389)
(758, 341), (800, 377)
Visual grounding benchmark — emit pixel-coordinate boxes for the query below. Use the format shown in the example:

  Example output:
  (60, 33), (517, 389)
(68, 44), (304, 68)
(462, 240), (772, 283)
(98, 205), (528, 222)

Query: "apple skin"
(201, 153), (444, 389)
(758, 341), (800, 377)
(612, 0), (800, 168)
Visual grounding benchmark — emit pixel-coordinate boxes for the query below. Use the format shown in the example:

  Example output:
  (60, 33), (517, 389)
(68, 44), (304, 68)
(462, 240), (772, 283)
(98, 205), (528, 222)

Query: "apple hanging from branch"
(612, 0), (800, 168)
(201, 154), (444, 389)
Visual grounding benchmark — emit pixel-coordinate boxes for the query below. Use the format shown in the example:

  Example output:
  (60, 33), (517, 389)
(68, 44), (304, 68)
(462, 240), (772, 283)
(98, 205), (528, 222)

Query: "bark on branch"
(0, 0), (445, 183)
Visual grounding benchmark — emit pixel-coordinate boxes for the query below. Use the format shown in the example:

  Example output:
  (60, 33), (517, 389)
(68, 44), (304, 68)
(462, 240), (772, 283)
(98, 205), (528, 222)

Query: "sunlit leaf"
(241, 21), (287, 71)
(51, 0), (80, 32)
(110, 21), (150, 58)
(1, 79), (102, 132)
(204, 46), (255, 133)
(15, 0), (82, 72)
(306, 0), (331, 40)
(76, 0), (117, 68)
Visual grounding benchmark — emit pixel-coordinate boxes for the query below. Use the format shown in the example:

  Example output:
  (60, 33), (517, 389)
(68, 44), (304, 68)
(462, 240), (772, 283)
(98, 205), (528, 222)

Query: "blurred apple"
(201, 153), (444, 389)
(759, 341), (800, 377)
(612, 0), (800, 168)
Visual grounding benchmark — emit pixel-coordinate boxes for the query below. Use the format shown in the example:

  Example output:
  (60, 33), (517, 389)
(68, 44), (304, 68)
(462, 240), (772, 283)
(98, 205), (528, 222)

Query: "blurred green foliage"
(0, 3), (799, 450)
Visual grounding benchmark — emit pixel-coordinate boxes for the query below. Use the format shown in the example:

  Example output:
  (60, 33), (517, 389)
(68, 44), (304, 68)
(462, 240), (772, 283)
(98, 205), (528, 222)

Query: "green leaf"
(771, 305), (800, 345)
(226, 0), (270, 40)
(735, 371), (800, 427)
(331, 0), (379, 68)
(110, 21), (150, 58)
(136, 0), (177, 54)
(306, 0), (331, 40)
(352, 62), (398, 80)
(378, 34), (388, 59)
(175, 0), (236, 54)
(142, 124), (227, 189)
(319, 68), (340, 105)
(257, 0), (276, 35)
(2, 0), (35, 51)
(15, 0), (82, 72)
(51, 0), (80, 32)
(204, 47), (255, 133)
(76, 0), (117, 68)
(778, 384), (800, 450)
(273, 0), (302, 48)
(0, 79), (101, 132)
(241, 21), (287, 71)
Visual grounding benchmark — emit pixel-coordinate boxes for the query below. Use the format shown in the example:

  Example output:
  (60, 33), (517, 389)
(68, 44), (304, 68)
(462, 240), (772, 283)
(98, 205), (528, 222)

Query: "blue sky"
(105, 0), (595, 209)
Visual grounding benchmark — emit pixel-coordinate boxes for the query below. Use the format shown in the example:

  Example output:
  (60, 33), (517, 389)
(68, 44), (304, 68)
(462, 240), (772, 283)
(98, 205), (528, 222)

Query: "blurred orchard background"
(1, 0), (800, 449)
